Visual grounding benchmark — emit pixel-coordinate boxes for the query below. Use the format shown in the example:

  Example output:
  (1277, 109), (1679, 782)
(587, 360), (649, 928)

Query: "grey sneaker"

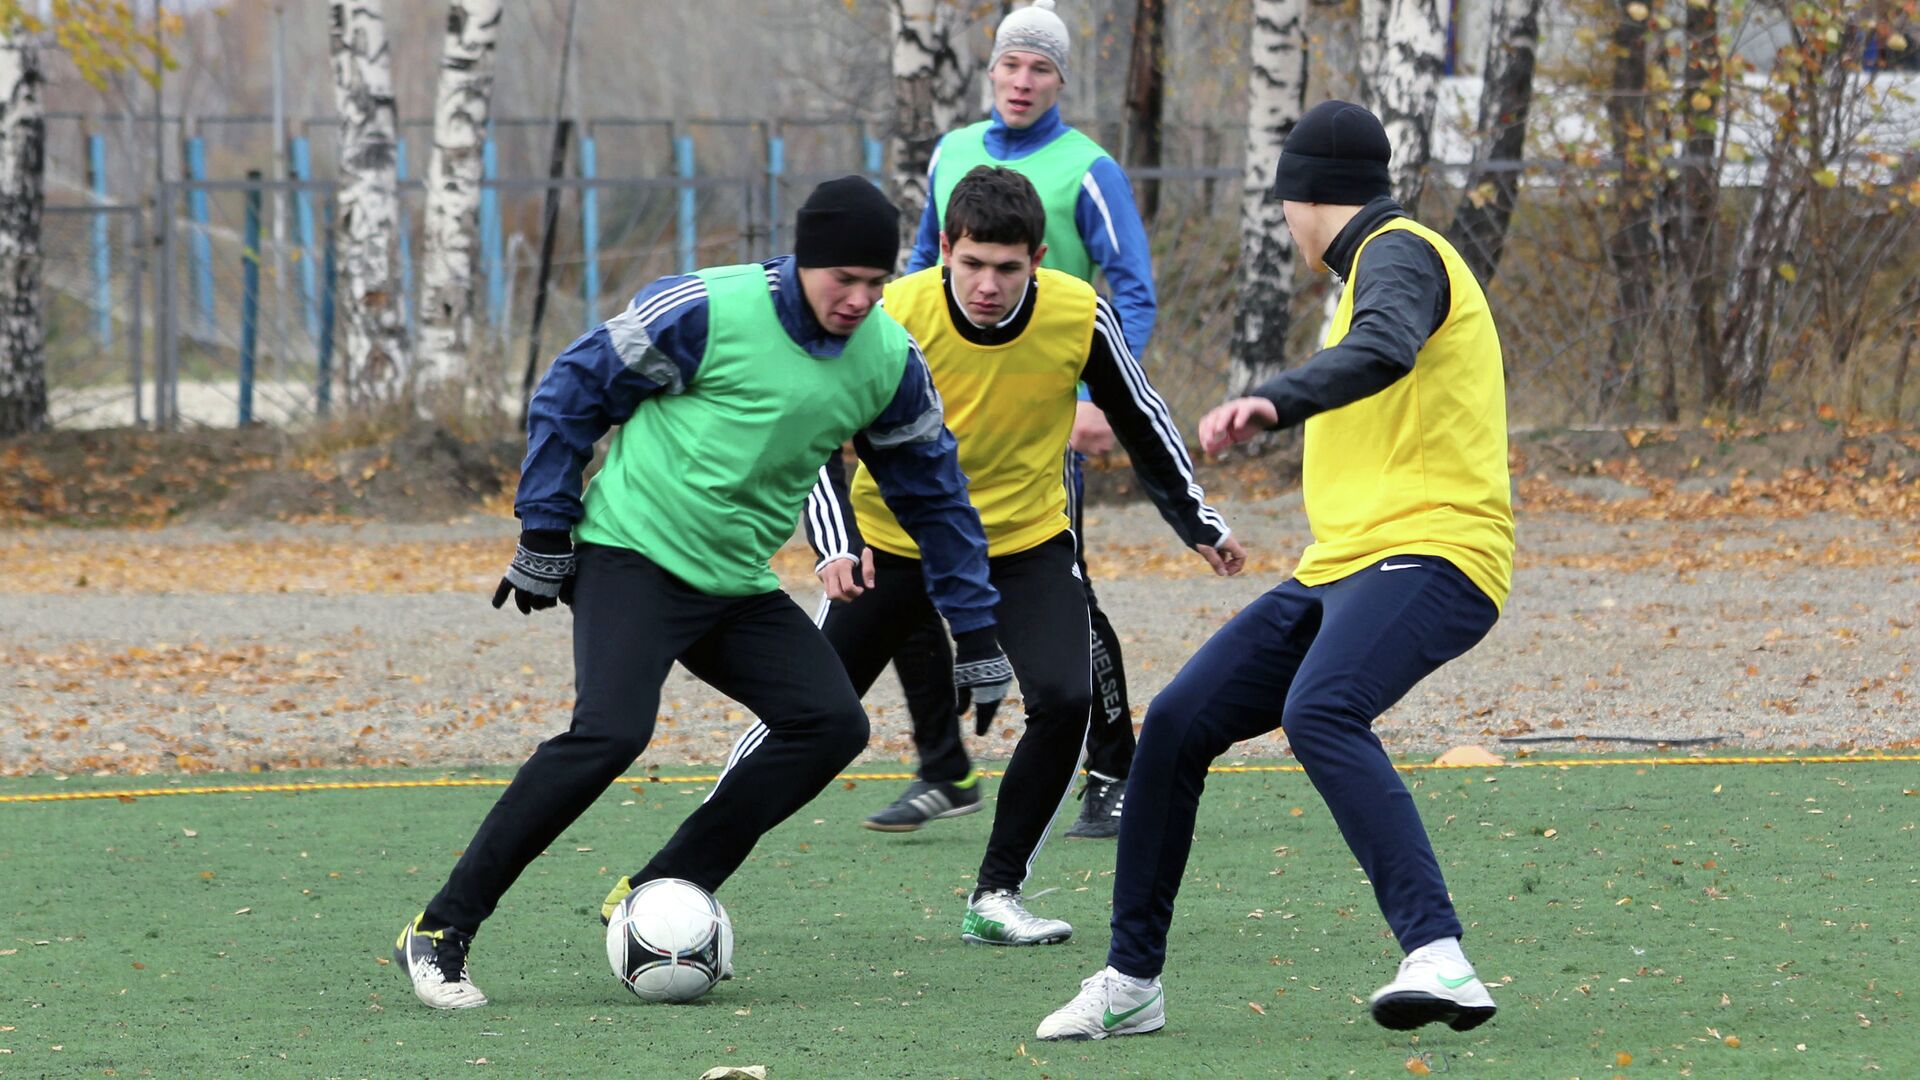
(1065, 773), (1126, 839)
(393, 913), (487, 1009)
(961, 889), (1073, 946)
(862, 774), (984, 832)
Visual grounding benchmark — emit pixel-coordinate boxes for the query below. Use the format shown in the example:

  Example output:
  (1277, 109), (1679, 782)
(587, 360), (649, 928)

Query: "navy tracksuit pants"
(1106, 555), (1499, 979)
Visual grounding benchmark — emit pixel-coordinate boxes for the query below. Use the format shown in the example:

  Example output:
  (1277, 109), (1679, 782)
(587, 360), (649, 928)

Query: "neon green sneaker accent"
(1437, 973), (1477, 989)
(950, 770), (981, 791)
(960, 909), (1009, 943)
(396, 912), (449, 950)
(600, 875), (634, 925)
(1104, 990), (1163, 1029)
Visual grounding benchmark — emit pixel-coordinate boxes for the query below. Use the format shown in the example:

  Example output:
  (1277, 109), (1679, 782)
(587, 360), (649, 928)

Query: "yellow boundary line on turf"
(2, 754), (1917, 805)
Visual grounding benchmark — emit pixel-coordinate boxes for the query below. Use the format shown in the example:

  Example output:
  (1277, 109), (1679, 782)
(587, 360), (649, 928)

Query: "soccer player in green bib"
(1038, 101), (1515, 1040)
(391, 178), (1008, 1009)
(807, 166), (1243, 946)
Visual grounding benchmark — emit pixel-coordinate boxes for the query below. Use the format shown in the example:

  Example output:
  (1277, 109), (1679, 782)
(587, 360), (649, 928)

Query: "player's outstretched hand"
(1198, 397), (1280, 456)
(953, 628), (1014, 736)
(1195, 535), (1247, 577)
(491, 529), (576, 615)
(818, 548), (877, 602)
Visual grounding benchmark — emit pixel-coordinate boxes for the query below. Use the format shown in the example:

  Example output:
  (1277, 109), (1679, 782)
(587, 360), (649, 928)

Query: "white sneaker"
(1368, 942), (1496, 1031)
(1036, 967), (1166, 1040)
(393, 913), (488, 1010)
(960, 889), (1072, 946)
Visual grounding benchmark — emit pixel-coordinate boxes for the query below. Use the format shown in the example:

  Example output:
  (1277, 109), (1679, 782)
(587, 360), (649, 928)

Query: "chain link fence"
(40, 117), (1920, 435)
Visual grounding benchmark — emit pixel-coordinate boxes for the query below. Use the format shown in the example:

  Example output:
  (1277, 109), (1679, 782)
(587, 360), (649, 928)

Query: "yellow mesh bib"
(1295, 218), (1515, 609)
(852, 267), (1097, 558)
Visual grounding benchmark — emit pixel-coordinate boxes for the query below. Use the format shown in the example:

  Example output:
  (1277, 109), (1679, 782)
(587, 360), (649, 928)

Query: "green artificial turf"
(2, 760), (1915, 1078)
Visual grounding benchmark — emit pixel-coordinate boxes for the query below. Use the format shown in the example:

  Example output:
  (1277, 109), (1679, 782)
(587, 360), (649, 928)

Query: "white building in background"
(1433, 1), (1920, 180)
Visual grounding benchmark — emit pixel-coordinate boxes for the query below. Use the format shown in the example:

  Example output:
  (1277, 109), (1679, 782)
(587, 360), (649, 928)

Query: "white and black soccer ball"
(605, 877), (733, 1002)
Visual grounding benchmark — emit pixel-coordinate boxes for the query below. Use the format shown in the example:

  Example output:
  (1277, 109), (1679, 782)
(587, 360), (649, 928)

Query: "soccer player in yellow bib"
(808, 165), (1245, 946)
(1038, 100), (1514, 1040)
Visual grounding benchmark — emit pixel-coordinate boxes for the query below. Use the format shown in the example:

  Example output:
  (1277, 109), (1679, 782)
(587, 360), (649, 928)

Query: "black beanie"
(1270, 100), (1393, 206)
(795, 176), (900, 271)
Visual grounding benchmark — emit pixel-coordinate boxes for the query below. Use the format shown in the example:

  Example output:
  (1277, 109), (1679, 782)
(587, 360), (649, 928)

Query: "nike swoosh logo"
(1380, 562), (1423, 572)
(1104, 990), (1162, 1028)
(1438, 973), (1477, 989)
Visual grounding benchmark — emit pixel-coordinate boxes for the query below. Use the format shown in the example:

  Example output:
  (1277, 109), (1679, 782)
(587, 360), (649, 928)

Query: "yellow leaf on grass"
(1406, 1056), (1433, 1076)
(1289, 807), (1305, 817)
(1248, 1001), (1266, 1015)
(1617, 1050), (1634, 1066)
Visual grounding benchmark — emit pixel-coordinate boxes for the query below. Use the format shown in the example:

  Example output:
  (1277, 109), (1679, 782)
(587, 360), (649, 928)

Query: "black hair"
(943, 165), (1047, 253)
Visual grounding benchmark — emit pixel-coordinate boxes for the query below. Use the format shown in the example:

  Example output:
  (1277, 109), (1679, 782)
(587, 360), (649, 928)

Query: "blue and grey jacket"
(516, 255), (999, 632)
(906, 105), (1158, 360)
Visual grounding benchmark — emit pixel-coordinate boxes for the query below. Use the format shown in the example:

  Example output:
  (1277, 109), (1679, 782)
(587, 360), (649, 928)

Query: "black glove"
(953, 628), (1013, 736)
(491, 529), (576, 614)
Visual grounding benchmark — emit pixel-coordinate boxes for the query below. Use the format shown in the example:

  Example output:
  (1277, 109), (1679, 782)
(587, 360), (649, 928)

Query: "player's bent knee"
(819, 707), (870, 763)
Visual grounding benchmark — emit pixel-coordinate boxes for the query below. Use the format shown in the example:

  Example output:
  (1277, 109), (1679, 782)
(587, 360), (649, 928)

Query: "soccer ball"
(605, 877), (733, 1002)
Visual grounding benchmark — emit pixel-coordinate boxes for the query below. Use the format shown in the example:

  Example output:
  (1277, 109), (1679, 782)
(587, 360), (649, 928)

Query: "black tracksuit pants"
(425, 542), (870, 933)
(1069, 450), (1136, 780)
(820, 531), (1093, 893)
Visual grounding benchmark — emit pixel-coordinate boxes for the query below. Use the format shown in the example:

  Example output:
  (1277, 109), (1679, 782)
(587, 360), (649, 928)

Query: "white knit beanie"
(991, 0), (1071, 82)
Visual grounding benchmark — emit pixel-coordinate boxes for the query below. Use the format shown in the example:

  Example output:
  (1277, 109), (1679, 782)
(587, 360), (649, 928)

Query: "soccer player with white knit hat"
(848, 0), (1159, 842)
(1037, 99), (1514, 1040)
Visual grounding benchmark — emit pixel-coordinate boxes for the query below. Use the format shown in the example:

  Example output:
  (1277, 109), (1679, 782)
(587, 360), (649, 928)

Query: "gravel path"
(5, 496), (1917, 777)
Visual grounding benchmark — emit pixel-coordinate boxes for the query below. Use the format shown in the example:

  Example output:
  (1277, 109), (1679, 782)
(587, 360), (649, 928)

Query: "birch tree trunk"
(1717, 13), (1842, 414)
(328, 0), (411, 407)
(1357, 0), (1445, 210)
(889, 0), (970, 255)
(0, 22), (46, 438)
(1124, 0), (1167, 221)
(415, 0), (502, 389)
(1318, 0), (1443, 339)
(1671, 0), (1723, 405)
(1601, 0), (1656, 417)
(1228, 0), (1308, 399)
(1444, 0), (1541, 286)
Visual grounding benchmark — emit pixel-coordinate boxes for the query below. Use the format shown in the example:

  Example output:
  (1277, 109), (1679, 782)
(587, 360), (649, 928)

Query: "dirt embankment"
(4, 419), (1916, 530)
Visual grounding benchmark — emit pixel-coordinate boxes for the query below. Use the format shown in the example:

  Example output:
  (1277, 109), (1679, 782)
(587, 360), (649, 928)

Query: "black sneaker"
(393, 913), (487, 1009)
(862, 774), (984, 832)
(1065, 773), (1126, 839)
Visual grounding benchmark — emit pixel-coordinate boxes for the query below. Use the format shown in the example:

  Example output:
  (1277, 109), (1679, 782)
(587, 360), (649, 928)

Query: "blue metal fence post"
(240, 171), (262, 426)
(318, 198), (338, 416)
(482, 138), (505, 328)
(185, 136), (216, 331)
(676, 133), (697, 274)
(766, 131), (785, 257)
(863, 135), (886, 188)
(580, 135), (600, 331)
(87, 134), (113, 346)
(396, 139), (417, 341)
(290, 136), (321, 344)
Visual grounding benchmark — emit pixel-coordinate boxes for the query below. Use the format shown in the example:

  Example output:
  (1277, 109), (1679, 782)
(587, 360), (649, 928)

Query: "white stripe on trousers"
(706, 720), (771, 805)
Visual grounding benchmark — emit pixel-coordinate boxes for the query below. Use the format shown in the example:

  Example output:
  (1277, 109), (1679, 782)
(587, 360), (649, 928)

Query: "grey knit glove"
(491, 529), (575, 614)
(953, 628), (1013, 736)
